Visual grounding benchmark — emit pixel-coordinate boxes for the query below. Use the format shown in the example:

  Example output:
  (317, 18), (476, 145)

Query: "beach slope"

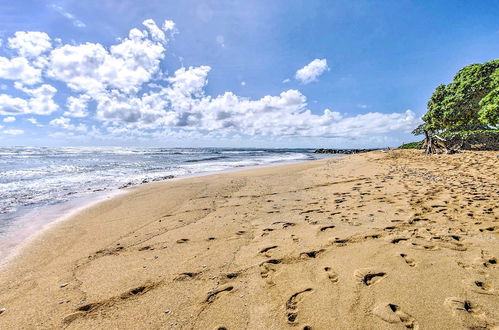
(0, 150), (497, 329)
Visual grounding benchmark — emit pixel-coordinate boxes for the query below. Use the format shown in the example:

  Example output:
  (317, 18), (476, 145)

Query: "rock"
(60, 283), (68, 288)
(119, 182), (134, 189)
(314, 148), (379, 154)
(152, 175), (174, 182)
(0, 308), (6, 314)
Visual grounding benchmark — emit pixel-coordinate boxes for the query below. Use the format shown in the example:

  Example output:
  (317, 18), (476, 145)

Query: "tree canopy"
(415, 59), (499, 135)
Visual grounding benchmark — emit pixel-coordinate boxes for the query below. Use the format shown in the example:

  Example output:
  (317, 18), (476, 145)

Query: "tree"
(478, 69), (499, 127)
(420, 59), (499, 133)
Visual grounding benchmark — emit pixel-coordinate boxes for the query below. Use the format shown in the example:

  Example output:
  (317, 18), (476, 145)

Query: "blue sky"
(1, 0), (499, 148)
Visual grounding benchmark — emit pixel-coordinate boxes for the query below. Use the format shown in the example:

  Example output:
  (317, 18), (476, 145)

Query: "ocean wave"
(0, 147), (336, 227)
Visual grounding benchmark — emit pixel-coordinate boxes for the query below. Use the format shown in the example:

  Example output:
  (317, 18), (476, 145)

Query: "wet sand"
(0, 150), (497, 329)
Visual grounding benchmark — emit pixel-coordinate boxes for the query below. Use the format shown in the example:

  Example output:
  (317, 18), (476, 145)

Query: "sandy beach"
(0, 150), (497, 330)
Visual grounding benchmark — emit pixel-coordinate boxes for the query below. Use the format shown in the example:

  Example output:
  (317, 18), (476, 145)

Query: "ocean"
(0, 147), (339, 259)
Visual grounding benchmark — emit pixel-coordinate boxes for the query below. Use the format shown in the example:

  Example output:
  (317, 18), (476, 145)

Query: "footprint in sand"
(300, 249), (325, 259)
(410, 242), (439, 251)
(373, 303), (419, 329)
(174, 272), (201, 281)
(286, 288), (313, 324)
(320, 225), (335, 232)
(468, 279), (495, 295)
(354, 269), (387, 286)
(391, 237), (408, 244)
(482, 257), (497, 268)
(324, 267), (338, 283)
(259, 245), (278, 255)
(400, 253), (416, 267)
(205, 285), (234, 304)
(444, 297), (480, 315)
(259, 259), (282, 279)
(443, 297), (492, 328)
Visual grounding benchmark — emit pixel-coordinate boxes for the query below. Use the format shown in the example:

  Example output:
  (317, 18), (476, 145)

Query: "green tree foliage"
(418, 59), (499, 134)
(478, 69), (499, 126)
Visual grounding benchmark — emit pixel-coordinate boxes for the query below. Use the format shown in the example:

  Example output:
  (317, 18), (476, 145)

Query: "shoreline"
(0, 189), (127, 267)
(0, 150), (497, 329)
(0, 155), (341, 267)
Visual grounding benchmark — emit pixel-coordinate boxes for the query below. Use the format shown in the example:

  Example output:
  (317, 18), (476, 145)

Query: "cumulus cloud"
(64, 95), (90, 118)
(90, 65), (417, 138)
(3, 116), (16, 123)
(295, 58), (329, 84)
(47, 21), (168, 94)
(0, 94), (28, 115)
(0, 84), (58, 115)
(16, 83), (59, 115)
(0, 19), (419, 141)
(49, 116), (87, 132)
(142, 19), (166, 42)
(0, 56), (42, 85)
(8, 31), (52, 58)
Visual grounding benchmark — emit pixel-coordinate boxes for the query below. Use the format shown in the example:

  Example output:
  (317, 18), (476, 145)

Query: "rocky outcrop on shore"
(314, 148), (379, 154)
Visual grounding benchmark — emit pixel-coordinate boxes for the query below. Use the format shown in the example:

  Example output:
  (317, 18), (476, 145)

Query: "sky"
(1, 0), (499, 148)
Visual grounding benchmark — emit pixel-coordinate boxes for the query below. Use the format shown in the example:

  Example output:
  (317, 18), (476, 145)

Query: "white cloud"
(27, 117), (43, 127)
(8, 31), (52, 58)
(64, 95), (90, 117)
(50, 5), (86, 28)
(3, 116), (16, 123)
(2, 129), (24, 135)
(0, 19), (418, 141)
(167, 65), (211, 97)
(295, 58), (329, 84)
(142, 19), (165, 42)
(162, 20), (176, 32)
(241, 81), (246, 86)
(0, 84), (58, 115)
(47, 22), (167, 94)
(282, 78), (291, 83)
(84, 65), (418, 138)
(49, 116), (87, 132)
(17, 84), (59, 115)
(0, 56), (42, 85)
(0, 94), (28, 115)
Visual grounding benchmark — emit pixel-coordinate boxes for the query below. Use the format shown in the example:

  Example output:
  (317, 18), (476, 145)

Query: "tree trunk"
(424, 130), (433, 155)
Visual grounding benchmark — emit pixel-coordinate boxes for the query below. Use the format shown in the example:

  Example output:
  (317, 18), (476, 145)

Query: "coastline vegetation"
(401, 59), (499, 152)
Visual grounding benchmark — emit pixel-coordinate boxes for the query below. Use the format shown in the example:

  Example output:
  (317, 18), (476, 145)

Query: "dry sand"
(0, 150), (497, 329)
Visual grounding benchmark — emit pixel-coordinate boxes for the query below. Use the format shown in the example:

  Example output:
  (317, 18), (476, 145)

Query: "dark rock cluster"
(314, 148), (379, 154)
(119, 175), (175, 189)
